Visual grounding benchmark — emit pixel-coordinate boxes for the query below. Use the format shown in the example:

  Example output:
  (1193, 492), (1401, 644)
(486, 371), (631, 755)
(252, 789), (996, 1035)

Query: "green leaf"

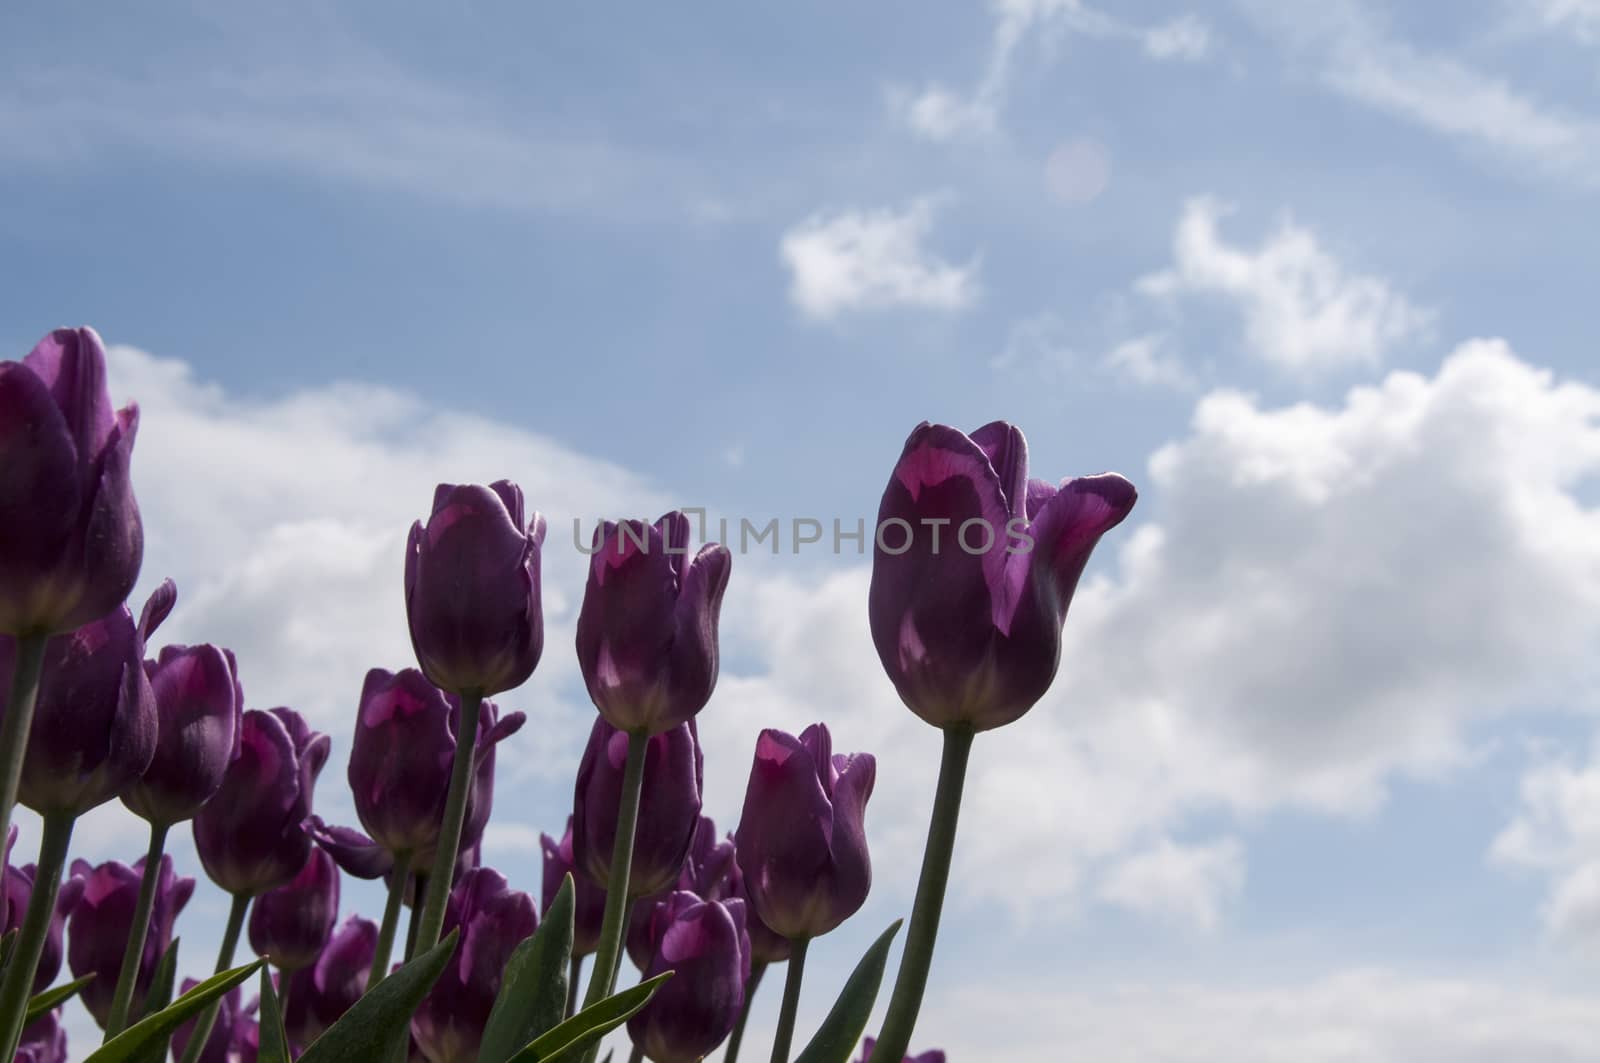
(255, 967), (293, 1063)
(793, 920), (904, 1063)
(124, 939), (180, 1063)
(297, 928), (459, 1063)
(26, 973), (94, 1023)
(479, 873), (575, 1063)
(505, 972), (672, 1063)
(82, 958), (265, 1063)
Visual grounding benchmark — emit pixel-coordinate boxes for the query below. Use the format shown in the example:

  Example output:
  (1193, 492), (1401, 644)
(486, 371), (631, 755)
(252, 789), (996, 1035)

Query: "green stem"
(0, 811), (74, 1060)
(0, 634), (48, 860)
(366, 855), (410, 992)
(723, 960), (767, 1063)
(103, 820), (170, 1038)
(577, 728), (649, 1063)
(408, 692), (481, 960)
(403, 873), (426, 959)
(768, 939), (808, 1063)
(628, 1046), (644, 1063)
(866, 726), (973, 1063)
(177, 891), (251, 1063)
(566, 953), (584, 1019)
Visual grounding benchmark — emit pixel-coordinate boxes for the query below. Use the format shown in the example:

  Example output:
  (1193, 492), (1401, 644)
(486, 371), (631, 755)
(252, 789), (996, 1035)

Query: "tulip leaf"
(124, 939), (180, 1063)
(793, 919), (904, 1063)
(25, 973), (94, 1023)
(297, 928), (459, 1063)
(504, 971), (672, 1062)
(82, 958), (264, 1063)
(256, 967), (293, 1063)
(480, 873), (574, 1063)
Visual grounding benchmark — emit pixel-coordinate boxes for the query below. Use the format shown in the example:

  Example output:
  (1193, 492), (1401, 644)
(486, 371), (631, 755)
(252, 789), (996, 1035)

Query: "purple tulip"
(281, 914), (377, 1047)
(347, 668), (525, 871)
(15, 1009), (67, 1063)
(193, 707), (330, 896)
(170, 982), (258, 1063)
(869, 421), (1136, 732)
(248, 846), (339, 972)
(122, 643), (241, 826)
(2, 828), (85, 993)
(0, 327), (142, 636)
(575, 512), (731, 736)
(572, 718), (703, 899)
(308, 818), (396, 881)
(0, 581), (171, 816)
(859, 1038), (945, 1063)
(540, 818), (607, 957)
(410, 868), (537, 1063)
(405, 481), (545, 697)
(627, 816), (738, 970)
(735, 724), (875, 940)
(66, 854), (193, 1029)
(625, 894), (750, 1063)
(722, 842), (791, 965)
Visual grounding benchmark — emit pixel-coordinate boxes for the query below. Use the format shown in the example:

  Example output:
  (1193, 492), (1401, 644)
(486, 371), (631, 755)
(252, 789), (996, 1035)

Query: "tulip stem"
(723, 960), (766, 1063)
(577, 728), (649, 1063)
(0, 810), (74, 1060)
(104, 820), (171, 1038)
(178, 890), (251, 1063)
(566, 954), (584, 1018)
(867, 725), (973, 1063)
(0, 633), (47, 863)
(769, 938), (808, 1063)
(409, 693), (481, 960)
(367, 856), (410, 992)
(628, 1047), (644, 1063)
(404, 873), (426, 959)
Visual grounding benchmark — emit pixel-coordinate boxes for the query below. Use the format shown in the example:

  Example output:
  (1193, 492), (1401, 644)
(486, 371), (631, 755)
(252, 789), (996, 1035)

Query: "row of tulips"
(0, 326), (1135, 1062)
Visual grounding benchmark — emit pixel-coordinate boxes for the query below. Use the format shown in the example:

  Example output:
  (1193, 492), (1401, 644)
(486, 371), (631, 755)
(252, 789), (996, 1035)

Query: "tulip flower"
(405, 481), (545, 698)
(170, 983), (258, 1063)
(282, 914), (377, 1047)
(15, 1009), (67, 1063)
(249, 846), (339, 973)
(1, 829), (85, 994)
(723, 851), (790, 965)
(575, 511), (731, 736)
(627, 816), (737, 970)
(65, 855), (193, 1029)
(625, 894), (750, 1063)
(410, 868), (536, 1063)
(122, 643), (241, 827)
(859, 1039), (945, 1063)
(541, 818), (606, 957)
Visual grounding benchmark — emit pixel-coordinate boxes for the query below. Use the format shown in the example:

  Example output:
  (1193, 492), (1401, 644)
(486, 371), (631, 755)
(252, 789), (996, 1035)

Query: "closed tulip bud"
(282, 913), (377, 1046)
(193, 707), (330, 896)
(15, 1009), (67, 1063)
(735, 724), (874, 940)
(859, 1038), (945, 1063)
(572, 718), (702, 899)
(628, 816), (738, 970)
(122, 643), (241, 826)
(869, 421), (1136, 732)
(2, 828), (85, 993)
(66, 854), (193, 1029)
(576, 512), (731, 735)
(540, 818), (607, 957)
(0, 327), (143, 636)
(410, 868), (536, 1063)
(170, 982), (257, 1063)
(625, 894), (750, 1063)
(248, 846), (339, 972)
(405, 481), (545, 697)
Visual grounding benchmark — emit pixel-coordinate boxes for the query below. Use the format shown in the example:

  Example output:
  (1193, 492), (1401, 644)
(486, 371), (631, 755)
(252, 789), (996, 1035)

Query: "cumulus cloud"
(1098, 836), (1244, 931)
(1492, 740), (1600, 941)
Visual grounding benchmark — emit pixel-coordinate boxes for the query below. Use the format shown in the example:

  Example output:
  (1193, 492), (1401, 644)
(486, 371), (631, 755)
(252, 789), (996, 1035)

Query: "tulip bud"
(410, 868), (536, 1063)
(122, 643), (241, 826)
(0, 327), (143, 636)
(576, 512), (731, 735)
(66, 854), (193, 1029)
(572, 718), (702, 899)
(405, 481), (545, 696)
(735, 724), (875, 940)
(170, 982), (257, 1063)
(859, 1038), (946, 1063)
(625, 894), (750, 1063)
(193, 707), (330, 896)
(15, 1008), (67, 1063)
(2, 828), (85, 994)
(540, 818), (607, 957)
(628, 816), (738, 970)
(282, 913), (377, 1046)
(869, 421), (1136, 732)
(248, 846), (339, 972)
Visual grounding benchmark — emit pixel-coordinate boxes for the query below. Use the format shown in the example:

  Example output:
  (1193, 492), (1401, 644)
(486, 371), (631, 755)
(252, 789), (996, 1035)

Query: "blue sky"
(6, 2), (1600, 1059)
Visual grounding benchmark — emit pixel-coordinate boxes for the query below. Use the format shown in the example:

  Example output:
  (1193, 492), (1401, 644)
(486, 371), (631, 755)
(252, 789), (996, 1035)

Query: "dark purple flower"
(308, 818), (395, 881)
(735, 724), (874, 940)
(170, 982), (258, 1063)
(576, 512), (731, 736)
(540, 817), (606, 958)
(625, 894), (750, 1063)
(627, 816), (737, 970)
(193, 707), (330, 896)
(248, 846), (339, 972)
(572, 718), (703, 899)
(869, 421), (1136, 732)
(15, 1008), (68, 1063)
(2, 828), (85, 993)
(0, 327), (142, 637)
(122, 643), (241, 826)
(405, 481), (545, 697)
(66, 854), (193, 1029)
(410, 868), (537, 1063)
(282, 913), (377, 1047)
(722, 841), (791, 965)
(0, 581), (170, 816)
(859, 1038), (945, 1063)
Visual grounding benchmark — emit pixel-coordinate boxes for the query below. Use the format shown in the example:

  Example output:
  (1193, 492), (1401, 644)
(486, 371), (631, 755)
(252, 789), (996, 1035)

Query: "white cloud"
(779, 199), (979, 320)
(1102, 332), (1195, 390)
(1492, 741), (1600, 941)
(1143, 14), (1215, 61)
(1137, 197), (1433, 372)
(1531, 0), (1600, 43)
(1098, 836), (1244, 931)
